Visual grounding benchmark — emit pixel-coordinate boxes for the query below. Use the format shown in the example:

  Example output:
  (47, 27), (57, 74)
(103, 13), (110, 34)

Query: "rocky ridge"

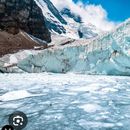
(0, 0), (51, 42)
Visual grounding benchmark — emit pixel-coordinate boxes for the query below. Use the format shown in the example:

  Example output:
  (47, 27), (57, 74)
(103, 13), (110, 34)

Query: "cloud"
(50, 0), (116, 31)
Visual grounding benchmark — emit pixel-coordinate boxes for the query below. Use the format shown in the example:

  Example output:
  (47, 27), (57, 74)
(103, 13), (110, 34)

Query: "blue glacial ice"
(17, 19), (130, 75)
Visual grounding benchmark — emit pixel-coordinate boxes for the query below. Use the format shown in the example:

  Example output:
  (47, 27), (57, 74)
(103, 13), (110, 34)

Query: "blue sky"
(73, 0), (130, 22)
(51, 0), (129, 31)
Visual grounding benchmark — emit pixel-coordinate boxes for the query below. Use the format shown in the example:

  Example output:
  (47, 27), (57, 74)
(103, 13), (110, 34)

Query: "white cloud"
(50, 0), (116, 31)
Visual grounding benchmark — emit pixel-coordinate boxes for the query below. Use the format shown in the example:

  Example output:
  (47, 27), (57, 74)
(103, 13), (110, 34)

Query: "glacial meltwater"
(0, 73), (130, 130)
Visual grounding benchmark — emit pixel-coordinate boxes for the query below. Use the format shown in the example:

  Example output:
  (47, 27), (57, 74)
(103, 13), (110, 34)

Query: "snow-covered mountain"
(34, 0), (67, 34)
(35, 0), (101, 39)
(60, 7), (101, 39)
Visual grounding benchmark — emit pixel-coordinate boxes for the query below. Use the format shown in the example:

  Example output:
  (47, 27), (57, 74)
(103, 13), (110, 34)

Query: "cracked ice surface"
(0, 73), (130, 130)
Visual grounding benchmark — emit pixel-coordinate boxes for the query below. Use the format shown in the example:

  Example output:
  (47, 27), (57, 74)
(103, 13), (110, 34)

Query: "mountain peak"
(35, 0), (102, 39)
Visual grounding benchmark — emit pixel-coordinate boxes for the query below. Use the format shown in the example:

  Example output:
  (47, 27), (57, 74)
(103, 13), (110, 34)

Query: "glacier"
(15, 19), (130, 75)
(0, 19), (129, 75)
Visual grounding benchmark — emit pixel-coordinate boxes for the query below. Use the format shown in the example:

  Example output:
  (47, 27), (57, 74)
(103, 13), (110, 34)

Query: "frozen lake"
(0, 73), (130, 130)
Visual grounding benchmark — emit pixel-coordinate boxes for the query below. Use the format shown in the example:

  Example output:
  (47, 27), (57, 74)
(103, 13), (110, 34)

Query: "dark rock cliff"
(0, 0), (51, 42)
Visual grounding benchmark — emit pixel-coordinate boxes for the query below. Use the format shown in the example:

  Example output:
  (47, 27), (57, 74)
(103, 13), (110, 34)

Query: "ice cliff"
(15, 19), (130, 75)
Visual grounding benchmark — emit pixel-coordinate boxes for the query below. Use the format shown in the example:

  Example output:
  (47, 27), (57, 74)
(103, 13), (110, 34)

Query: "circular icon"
(2, 125), (14, 130)
(9, 111), (28, 130)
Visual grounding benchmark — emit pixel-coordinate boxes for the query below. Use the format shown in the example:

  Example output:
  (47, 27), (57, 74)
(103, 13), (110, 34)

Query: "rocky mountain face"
(34, 0), (67, 34)
(0, 0), (51, 42)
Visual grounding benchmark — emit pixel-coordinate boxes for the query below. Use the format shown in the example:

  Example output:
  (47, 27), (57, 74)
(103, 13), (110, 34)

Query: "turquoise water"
(0, 73), (130, 130)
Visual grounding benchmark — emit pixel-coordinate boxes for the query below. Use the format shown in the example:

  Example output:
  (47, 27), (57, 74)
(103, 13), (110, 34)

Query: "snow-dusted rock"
(34, 0), (67, 34)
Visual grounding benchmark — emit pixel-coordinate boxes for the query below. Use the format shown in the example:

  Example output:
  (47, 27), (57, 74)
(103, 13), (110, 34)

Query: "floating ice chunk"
(0, 90), (32, 101)
(79, 104), (102, 113)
